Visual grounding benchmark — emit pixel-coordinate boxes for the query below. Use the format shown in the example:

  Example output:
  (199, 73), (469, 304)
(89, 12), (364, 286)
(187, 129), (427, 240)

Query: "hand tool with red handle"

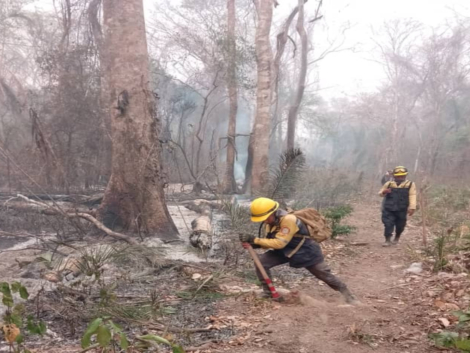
(244, 243), (282, 300)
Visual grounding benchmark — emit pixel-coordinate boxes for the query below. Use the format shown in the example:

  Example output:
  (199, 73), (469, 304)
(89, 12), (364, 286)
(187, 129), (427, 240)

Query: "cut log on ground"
(190, 215), (213, 250)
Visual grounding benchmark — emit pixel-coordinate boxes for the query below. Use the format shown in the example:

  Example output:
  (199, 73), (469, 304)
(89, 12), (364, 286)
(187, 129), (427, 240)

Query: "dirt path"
(219, 204), (438, 353)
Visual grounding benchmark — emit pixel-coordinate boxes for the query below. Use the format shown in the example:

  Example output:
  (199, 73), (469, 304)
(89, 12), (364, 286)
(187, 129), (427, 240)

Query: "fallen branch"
(193, 274), (214, 298)
(147, 322), (212, 334)
(2, 200), (96, 216)
(74, 212), (137, 244)
(17, 194), (138, 245)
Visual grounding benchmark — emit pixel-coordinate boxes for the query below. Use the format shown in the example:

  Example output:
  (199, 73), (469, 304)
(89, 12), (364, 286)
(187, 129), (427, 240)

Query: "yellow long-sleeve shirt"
(254, 214), (299, 249)
(379, 180), (417, 210)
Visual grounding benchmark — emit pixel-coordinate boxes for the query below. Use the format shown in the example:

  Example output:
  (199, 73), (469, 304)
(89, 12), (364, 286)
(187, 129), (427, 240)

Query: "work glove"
(241, 242), (252, 249)
(383, 188), (392, 195)
(239, 233), (255, 244)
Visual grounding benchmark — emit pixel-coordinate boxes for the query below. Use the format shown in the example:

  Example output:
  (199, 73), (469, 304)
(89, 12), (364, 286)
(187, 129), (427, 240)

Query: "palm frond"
(262, 148), (306, 204)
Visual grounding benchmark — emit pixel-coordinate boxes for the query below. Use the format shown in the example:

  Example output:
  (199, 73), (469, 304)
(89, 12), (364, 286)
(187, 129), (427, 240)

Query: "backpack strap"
(258, 222), (264, 238)
(286, 237), (306, 258)
(295, 217), (309, 236)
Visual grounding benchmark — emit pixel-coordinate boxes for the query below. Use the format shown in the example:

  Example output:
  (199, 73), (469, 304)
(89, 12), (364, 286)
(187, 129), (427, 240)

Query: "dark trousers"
(255, 251), (347, 293)
(382, 209), (407, 240)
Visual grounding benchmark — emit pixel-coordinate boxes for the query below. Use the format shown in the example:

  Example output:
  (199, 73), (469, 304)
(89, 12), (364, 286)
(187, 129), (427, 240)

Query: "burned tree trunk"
(242, 133), (254, 194)
(99, 0), (178, 240)
(223, 0), (239, 194)
(251, 0), (274, 193)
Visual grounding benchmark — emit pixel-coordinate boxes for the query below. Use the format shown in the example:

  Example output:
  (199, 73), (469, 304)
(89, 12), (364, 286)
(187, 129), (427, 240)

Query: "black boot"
(382, 237), (392, 247)
(340, 287), (359, 305)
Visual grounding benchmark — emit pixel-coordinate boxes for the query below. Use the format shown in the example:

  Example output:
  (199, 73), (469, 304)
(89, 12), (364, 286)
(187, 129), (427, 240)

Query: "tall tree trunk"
(223, 0), (238, 194)
(286, 0), (308, 151)
(99, 0), (178, 240)
(251, 0), (274, 193)
(88, 0), (112, 185)
(269, 5), (299, 161)
(271, 5), (299, 125)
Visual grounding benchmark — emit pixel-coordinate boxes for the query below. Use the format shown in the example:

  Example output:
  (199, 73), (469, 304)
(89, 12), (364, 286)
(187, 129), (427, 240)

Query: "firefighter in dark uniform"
(239, 197), (357, 304)
(379, 166), (417, 246)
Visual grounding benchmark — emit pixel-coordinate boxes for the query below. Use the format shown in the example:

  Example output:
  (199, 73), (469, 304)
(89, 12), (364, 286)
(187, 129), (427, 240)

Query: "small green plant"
(324, 205), (356, 238)
(81, 317), (129, 352)
(1, 282), (29, 327)
(433, 232), (449, 272)
(81, 317), (185, 352)
(430, 331), (460, 348)
(137, 334), (185, 353)
(0, 282), (46, 353)
(430, 309), (470, 351)
(72, 246), (122, 304)
(78, 245), (121, 281)
(426, 228), (457, 272)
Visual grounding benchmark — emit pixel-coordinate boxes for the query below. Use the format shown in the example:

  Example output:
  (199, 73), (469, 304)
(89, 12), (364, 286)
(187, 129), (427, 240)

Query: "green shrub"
(324, 205), (356, 238)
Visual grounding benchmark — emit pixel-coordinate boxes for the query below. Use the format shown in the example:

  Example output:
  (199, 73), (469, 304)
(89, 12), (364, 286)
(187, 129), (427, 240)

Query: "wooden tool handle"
(247, 246), (269, 279)
(246, 244), (280, 299)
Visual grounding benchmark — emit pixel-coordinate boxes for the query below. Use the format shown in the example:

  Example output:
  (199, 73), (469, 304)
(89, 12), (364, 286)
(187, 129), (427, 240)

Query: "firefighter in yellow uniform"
(239, 197), (357, 304)
(379, 166), (417, 246)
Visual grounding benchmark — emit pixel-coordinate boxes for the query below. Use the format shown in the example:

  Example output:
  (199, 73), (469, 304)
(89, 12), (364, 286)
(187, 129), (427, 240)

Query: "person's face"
(394, 175), (406, 182)
(264, 213), (276, 226)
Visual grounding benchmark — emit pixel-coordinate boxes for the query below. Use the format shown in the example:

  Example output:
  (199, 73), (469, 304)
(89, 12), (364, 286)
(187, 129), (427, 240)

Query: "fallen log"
(78, 193), (104, 206)
(0, 192), (104, 205)
(2, 201), (96, 216)
(0, 193), (71, 202)
(16, 194), (137, 245)
(182, 199), (221, 214)
(189, 215), (213, 250)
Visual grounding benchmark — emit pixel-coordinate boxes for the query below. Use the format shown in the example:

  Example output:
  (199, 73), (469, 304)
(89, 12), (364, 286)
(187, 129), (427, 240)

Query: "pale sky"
(30, 0), (470, 100)
(313, 0), (470, 98)
(143, 0), (470, 100)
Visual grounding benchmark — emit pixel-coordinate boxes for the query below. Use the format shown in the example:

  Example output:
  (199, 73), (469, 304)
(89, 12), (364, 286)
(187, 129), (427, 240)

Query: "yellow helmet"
(250, 197), (279, 222)
(393, 166), (408, 176)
